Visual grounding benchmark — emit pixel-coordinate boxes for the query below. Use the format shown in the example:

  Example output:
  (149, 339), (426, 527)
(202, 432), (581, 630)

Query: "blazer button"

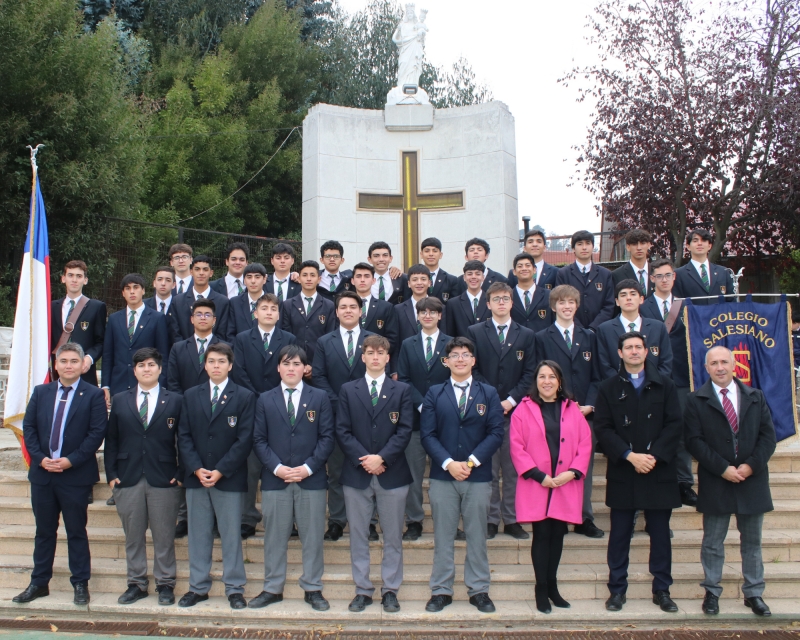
(561, 438), (565, 442)
(559, 460), (563, 464)
(291, 433), (295, 437)
(373, 425), (377, 429)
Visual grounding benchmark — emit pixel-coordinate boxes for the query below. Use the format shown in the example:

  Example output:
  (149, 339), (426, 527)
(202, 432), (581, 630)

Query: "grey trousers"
(177, 488), (187, 523)
(675, 387), (694, 485)
(700, 512), (765, 598)
(114, 477), (181, 589)
(489, 416), (517, 526)
(404, 430), (428, 524)
(429, 479), (491, 597)
(343, 476), (408, 596)
(261, 484), (326, 594)
(241, 450), (264, 527)
(186, 487), (246, 596)
(326, 443), (347, 526)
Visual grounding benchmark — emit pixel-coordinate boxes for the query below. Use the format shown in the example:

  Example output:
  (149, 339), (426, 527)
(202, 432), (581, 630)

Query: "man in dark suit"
(394, 264), (448, 343)
(396, 297), (451, 539)
(350, 262), (400, 363)
(51, 260), (106, 386)
(420, 336), (504, 614)
(368, 241), (407, 304)
(14, 343), (108, 606)
(317, 240), (354, 301)
(102, 274), (170, 404)
(105, 347), (183, 606)
(510, 252), (553, 333)
(535, 284), (605, 539)
(209, 242), (250, 299)
(264, 243), (301, 304)
(685, 346), (777, 617)
(336, 335), (413, 614)
(467, 282), (536, 540)
(507, 229), (558, 290)
(229, 263), (266, 337)
(612, 229), (655, 296)
(597, 279), (672, 379)
(143, 266), (180, 347)
(281, 260), (336, 366)
(555, 230), (616, 330)
(313, 291), (374, 541)
(173, 255), (233, 343)
(169, 243), (193, 295)
(446, 260), (490, 338)
(593, 332), (683, 613)
(455, 238), (508, 295)
(673, 229), (734, 305)
(419, 237), (460, 303)
(249, 345), (335, 611)
(177, 343), (255, 609)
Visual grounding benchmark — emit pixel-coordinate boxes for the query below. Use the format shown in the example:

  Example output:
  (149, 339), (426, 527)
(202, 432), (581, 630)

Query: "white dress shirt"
(258, 327), (273, 345)
(441, 376), (482, 469)
(224, 273), (244, 299)
(154, 294), (173, 314)
(272, 274), (290, 299)
(372, 273), (394, 300)
(320, 271), (340, 291)
(192, 286), (211, 300)
(137, 384), (159, 425)
(62, 295), (84, 326)
(576, 260), (593, 273)
(365, 372), (386, 397)
(466, 290), (482, 308)
(429, 268), (440, 286)
(126, 305), (145, 333)
(175, 275), (192, 294)
(301, 291), (318, 312)
(516, 284), (536, 305)
(619, 315), (642, 332)
(194, 333), (213, 354)
(209, 377), (228, 400)
(630, 260), (649, 283)
(554, 322), (575, 343)
(275, 382), (313, 477)
(691, 259), (711, 281)
(340, 325), (361, 352)
(712, 380), (739, 418)
(653, 293), (673, 319)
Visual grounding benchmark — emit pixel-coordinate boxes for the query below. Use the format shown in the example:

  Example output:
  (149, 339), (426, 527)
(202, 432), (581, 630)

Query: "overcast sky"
(335, 0), (603, 236)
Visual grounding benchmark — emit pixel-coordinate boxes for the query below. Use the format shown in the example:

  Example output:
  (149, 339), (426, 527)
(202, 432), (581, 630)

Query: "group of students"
(15, 227), (778, 618)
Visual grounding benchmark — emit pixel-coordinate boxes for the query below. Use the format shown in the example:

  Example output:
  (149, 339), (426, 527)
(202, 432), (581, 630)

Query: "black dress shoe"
(574, 519), (604, 538)
(469, 592), (496, 613)
(487, 523), (498, 539)
(174, 520), (188, 539)
(504, 523), (530, 539)
(229, 593), (247, 609)
(304, 590), (329, 611)
(348, 594), (373, 612)
(240, 524), (257, 540)
(382, 591), (400, 612)
(12, 584), (49, 603)
(73, 582), (90, 605)
(455, 529), (466, 541)
(425, 594), (453, 612)
(368, 524), (379, 541)
(702, 591), (719, 615)
(744, 596), (771, 616)
(324, 522), (343, 541)
(605, 593), (626, 611)
(679, 483), (698, 506)
(178, 591), (208, 607)
(106, 496), (116, 506)
(248, 591), (283, 608)
(291, 525), (299, 537)
(118, 584), (148, 605)
(653, 590), (678, 612)
(156, 585), (175, 606)
(403, 521), (423, 541)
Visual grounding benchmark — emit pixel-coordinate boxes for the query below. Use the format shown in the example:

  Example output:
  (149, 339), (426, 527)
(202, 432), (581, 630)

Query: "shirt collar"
(65, 294), (82, 304)
(576, 260), (593, 271)
(58, 378), (80, 392)
(126, 304), (144, 315)
(466, 289), (482, 302)
(691, 258), (710, 271)
(138, 384), (158, 397)
(516, 283), (535, 296)
(492, 317), (511, 332)
(211, 378), (229, 394)
(451, 376), (473, 389)
(258, 325), (273, 340)
(653, 291), (672, 303)
(619, 315), (641, 329)
(340, 325), (360, 338)
(302, 291), (317, 303)
(366, 372), (386, 387)
(195, 333), (212, 342)
(630, 260), (648, 275)
(157, 294), (172, 305)
(555, 322), (574, 336)
(281, 380), (304, 395)
(712, 380), (736, 395)
(192, 286), (209, 297)
(421, 329), (439, 343)
(225, 273), (240, 286)
(628, 370), (644, 380)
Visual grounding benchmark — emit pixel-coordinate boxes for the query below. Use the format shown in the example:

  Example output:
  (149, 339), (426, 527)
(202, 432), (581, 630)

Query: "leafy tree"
(564, 0), (800, 265)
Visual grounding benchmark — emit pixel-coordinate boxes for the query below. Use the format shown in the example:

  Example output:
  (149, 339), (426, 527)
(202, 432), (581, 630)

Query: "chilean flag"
(3, 153), (51, 468)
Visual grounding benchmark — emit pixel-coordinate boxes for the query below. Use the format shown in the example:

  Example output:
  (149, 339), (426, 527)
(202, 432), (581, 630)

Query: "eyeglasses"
(447, 353), (474, 361)
(652, 273), (674, 281)
(322, 254), (342, 260)
(171, 254), (191, 261)
(490, 296), (512, 303)
(418, 311), (440, 317)
(193, 312), (214, 319)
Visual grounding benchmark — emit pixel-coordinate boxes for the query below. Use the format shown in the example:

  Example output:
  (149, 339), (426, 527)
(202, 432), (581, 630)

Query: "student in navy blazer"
(317, 240), (354, 301)
(367, 241), (407, 305)
(454, 238), (508, 296)
(395, 265), (448, 343)
(103, 274), (170, 402)
(208, 242), (250, 299)
(350, 263), (400, 363)
(673, 229), (734, 305)
(229, 263), (269, 337)
(281, 260), (336, 366)
(172, 255), (234, 343)
(143, 265), (181, 348)
(510, 252), (553, 333)
(506, 230), (559, 290)
(16, 343), (108, 605)
(167, 299), (226, 393)
(446, 261), (491, 338)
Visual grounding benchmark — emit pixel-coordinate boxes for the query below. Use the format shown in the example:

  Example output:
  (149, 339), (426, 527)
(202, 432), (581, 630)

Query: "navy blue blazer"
(335, 377), (414, 490)
(555, 263), (616, 330)
(612, 262), (656, 296)
(456, 267), (508, 295)
(312, 329), (374, 413)
(209, 276), (240, 298)
(51, 297), (107, 386)
(253, 385), (335, 491)
(383, 273), (408, 305)
(228, 292), (259, 337)
(640, 296), (690, 388)
(507, 262), (559, 290)
(281, 293), (336, 365)
(143, 296), (181, 348)
(172, 287), (234, 343)
(263, 273), (301, 304)
(596, 317), (673, 379)
(177, 381), (255, 492)
(467, 320), (537, 404)
(510, 285), (553, 333)
(536, 324), (602, 407)
(103, 306), (169, 395)
(396, 332), (452, 430)
(420, 380), (504, 483)
(673, 261), (734, 305)
(394, 297), (448, 344)
(361, 297), (400, 353)
(23, 381), (108, 487)
(167, 334), (226, 393)
(446, 291), (491, 338)
(232, 327), (296, 394)
(105, 387), (183, 487)
(317, 269), (354, 301)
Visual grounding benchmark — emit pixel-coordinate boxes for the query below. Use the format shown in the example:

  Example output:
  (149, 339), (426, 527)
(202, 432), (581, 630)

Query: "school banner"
(684, 295), (798, 443)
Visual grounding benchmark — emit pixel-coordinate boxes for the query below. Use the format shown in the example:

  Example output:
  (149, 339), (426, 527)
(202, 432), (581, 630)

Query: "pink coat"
(509, 397), (593, 524)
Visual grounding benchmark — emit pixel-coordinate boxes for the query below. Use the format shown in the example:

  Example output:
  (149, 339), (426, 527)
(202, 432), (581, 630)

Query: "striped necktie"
(159, 301), (166, 314)
(524, 290), (531, 312)
(251, 301), (257, 320)
(720, 388), (739, 453)
(329, 275), (337, 293)
(127, 310), (135, 341)
(361, 299), (368, 326)
(473, 297), (478, 320)
(286, 388), (295, 426)
(564, 328), (572, 350)
(455, 383), (468, 419)
(197, 338), (207, 363)
(139, 391), (149, 429)
(235, 279), (243, 295)
(497, 324), (506, 342)
(262, 331), (270, 351)
(277, 279), (286, 302)
(378, 276), (385, 300)
(347, 330), (354, 366)
(370, 380), (379, 406)
(305, 297), (313, 315)
(662, 299), (669, 319)
(211, 385), (219, 413)
(425, 336), (433, 367)
(178, 281), (184, 295)
(700, 264), (710, 291)
(628, 322), (636, 332)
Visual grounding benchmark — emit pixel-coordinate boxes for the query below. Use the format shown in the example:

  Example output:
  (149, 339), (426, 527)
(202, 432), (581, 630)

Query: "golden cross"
(357, 151), (464, 270)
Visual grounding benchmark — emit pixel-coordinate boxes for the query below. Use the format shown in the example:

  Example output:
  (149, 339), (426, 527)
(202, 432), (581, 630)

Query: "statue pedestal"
(384, 104), (434, 131)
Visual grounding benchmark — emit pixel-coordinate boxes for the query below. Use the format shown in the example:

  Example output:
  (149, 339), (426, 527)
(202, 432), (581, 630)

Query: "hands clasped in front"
(276, 465), (311, 483)
(359, 454), (385, 475)
(722, 463), (753, 483)
(541, 471), (577, 488)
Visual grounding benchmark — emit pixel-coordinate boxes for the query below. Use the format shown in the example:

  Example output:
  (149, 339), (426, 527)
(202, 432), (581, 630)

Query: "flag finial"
(26, 144), (44, 172)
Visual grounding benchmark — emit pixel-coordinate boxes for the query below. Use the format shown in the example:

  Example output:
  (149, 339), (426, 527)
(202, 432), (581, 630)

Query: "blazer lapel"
(126, 389), (143, 431)
(549, 325), (571, 358)
(355, 378), (374, 414)
(351, 331), (367, 372)
(531, 285), (547, 312)
(332, 331), (351, 369)
(372, 378), (394, 416)
(499, 322), (519, 361)
(130, 307), (151, 347)
(403, 299), (417, 331)
(149, 389), (171, 427)
(211, 384), (234, 425)
(570, 329), (584, 360)
(43, 384), (57, 435)
(687, 263), (707, 290)
(435, 334), (448, 365)
(64, 383), (87, 429)
(462, 381), (480, 418)
(483, 321), (503, 358)
(294, 385), (316, 428)
(364, 297), (379, 328)
(201, 383), (213, 422)
(272, 388), (293, 430)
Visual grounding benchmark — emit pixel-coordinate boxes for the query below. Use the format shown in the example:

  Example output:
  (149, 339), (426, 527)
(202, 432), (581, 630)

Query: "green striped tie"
(286, 388), (295, 426)
(473, 297), (478, 320)
(277, 280), (286, 302)
(263, 331), (270, 351)
(361, 299), (367, 326)
(524, 290), (530, 312)
(329, 276), (337, 292)
(139, 391), (149, 429)
(347, 330), (354, 366)
(497, 324), (506, 343)
(211, 385), (219, 413)
(127, 310), (135, 341)
(425, 336), (433, 366)
(305, 297), (313, 315)
(370, 380), (378, 406)
(700, 264), (710, 291)
(250, 301), (256, 320)
(236, 279), (243, 295)
(378, 277), (385, 300)
(628, 323), (636, 332)
(564, 329), (572, 350)
(198, 338), (207, 364)
(456, 383), (468, 419)
(663, 300), (669, 319)
(638, 270), (646, 293)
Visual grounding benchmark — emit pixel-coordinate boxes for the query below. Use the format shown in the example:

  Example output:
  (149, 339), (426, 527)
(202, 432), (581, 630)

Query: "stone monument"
(302, 6), (518, 273)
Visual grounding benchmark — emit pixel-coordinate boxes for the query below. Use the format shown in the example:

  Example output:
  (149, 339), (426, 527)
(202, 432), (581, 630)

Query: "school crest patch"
(80, 321), (89, 331)
(442, 293), (450, 301)
(389, 412), (399, 424)
(318, 315), (326, 324)
(516, 350), (524, 361)
(720, 286), (726, 294)
(167, 418), (175, 429)
(595, 282), (603, 291)
(306, 410), (316, 422)
(377, 319), (384, 329)
(583, 351), (592, 361)
(344, 283), (351, 290)
(545, 284), (552, 290)
(228, 416), (237, 427)
(650, 346), (660, 356)
(477, 404), (486, 416)
(538, 309), (546, 319)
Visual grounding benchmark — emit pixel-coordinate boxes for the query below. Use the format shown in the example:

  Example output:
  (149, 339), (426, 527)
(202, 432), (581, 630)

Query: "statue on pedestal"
(387, 4), (430, 106)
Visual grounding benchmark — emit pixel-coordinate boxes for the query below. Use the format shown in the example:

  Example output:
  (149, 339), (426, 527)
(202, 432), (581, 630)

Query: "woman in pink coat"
(510, 360), (592, 614)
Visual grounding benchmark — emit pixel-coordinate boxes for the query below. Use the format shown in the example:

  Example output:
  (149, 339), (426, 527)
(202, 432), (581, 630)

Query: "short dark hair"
(63, 260), (88, 275)
(650, 257), (674, 272)
(512, 252), (535, 269)
(320, 240), (344, 257)
(625, 229), (652, 245)
(528, 360), (573, 405)
(618, 330), (647, 351)
(205, 342), (233, 363)
(153, 265), (175, 280)
(352, 262), (375, 276)
(192, 255), (212, 268)
(407, 264), (432, 279)
(363, 335), (391, 352)
(226, 242), (249, 259)
(686, 228), (713, 245)
(243, 263), (267, 277)
(256, 293), (280, 308)
(169, 243), (193, 258)
(368, 241), (392, 256)
(524, 229), (546, 243)
(420, 237), (442, 251)
(298, 259), (320, 273)
(571, 230), (595, 248)
(278, 344), (307, 366)
(191, 298), (216, 314)
(486, 281), (513, 298)
(463, 260), (486, 274)
(416, 296), (443, 314)
(615, 278), (644, 298)
(445, 336), (475, 356)
(133, 347), (162, 367)
(271, 243), (296, 259)
(121, 273), (145, 289)
(335, 290), (362, 308)
(465, 238), (490, 254)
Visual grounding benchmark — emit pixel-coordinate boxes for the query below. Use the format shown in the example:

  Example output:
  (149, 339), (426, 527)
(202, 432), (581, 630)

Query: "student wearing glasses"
(169, 244), (194, 295)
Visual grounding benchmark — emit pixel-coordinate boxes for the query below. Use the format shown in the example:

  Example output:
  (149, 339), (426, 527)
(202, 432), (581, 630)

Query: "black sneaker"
(680, 483), (698, 506)
(156, 585), (175, 606)
(381, 591), (400, 613)
(503, 523), (530, 539)
(368, 524), (379, 541)
(324, 522), (343, 541)
(574, 519), (604, 538)
(348, 594), (373, 612)
(487, 523), (498, 539)
(425, 594), (453, 612)
(469, 592), (496, 613)
(402, 522), (422, 541)
(117, 584), (148, 605)
(304, 590), (330, 611)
